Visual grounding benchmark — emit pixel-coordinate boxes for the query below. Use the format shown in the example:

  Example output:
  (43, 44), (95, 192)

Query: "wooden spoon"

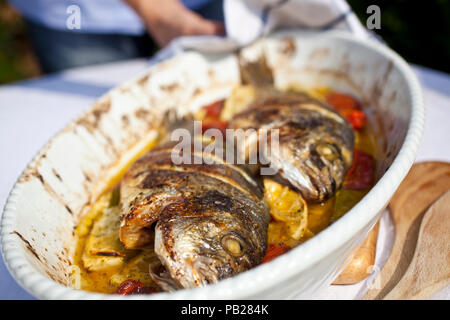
(384, 190), (450, 299)
(364, 161), (450, 299)
(333, 222), (380, 284)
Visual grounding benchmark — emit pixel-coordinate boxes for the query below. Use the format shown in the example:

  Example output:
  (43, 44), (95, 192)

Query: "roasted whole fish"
(119, 141), (270, 290)
(228, 56), (354, 203)
(229, 93), (354, 202)
(118, 52), (354, 291)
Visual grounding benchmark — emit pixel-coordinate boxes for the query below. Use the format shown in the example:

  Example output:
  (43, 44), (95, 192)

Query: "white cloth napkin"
(224, 0), (370, 44)
(152, 0), (372, 62)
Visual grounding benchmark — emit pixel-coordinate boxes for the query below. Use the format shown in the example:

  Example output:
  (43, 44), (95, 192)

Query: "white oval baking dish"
(0, 30), (424, 299)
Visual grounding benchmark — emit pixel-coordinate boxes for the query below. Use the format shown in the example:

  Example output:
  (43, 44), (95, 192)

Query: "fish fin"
(238, 51), (274, 87)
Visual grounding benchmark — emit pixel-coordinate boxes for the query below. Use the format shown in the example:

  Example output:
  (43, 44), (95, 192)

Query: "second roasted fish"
(227, 55), (354, 203)
(229, 93), (354, 203)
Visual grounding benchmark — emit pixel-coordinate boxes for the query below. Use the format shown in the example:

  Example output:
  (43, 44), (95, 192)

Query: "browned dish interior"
(72, 86), (379, 294)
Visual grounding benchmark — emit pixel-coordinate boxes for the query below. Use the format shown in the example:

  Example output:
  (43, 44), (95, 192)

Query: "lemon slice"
(263, 179), (308, 223)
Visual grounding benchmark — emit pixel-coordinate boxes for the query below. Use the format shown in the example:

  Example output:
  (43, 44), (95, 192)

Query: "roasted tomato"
(262, 244), (291, 263)
(326, 92), (361, 110)
(201, 99), (228, 135)
(201, 119), (228, 135)
(345, 110), (366, 130)
(203, 99), (225, 119)
(326, 92), (367, 130)
(116, 279), (154, 295)
(343, 149), (375, 190)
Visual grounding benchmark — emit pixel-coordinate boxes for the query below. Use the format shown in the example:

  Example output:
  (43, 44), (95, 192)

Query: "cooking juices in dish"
(71, 85), (377, 295)
(73, 55), (375, 294)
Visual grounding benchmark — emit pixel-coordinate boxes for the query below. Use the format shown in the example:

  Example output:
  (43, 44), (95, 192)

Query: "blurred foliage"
(348, 0), (450, 73)
(0, 0), (41, 84)
(0, 0), (448, 84)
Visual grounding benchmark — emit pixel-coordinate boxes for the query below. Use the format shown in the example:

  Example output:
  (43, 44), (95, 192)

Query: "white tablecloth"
(0, 60), (449, 300)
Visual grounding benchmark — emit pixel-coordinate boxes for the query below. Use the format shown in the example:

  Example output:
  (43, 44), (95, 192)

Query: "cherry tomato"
(326, 92), (361, 111)
(116, 280), (154, 295)
(326, 92), (366, 130)
(203, 99), (225, 119)
(262, 244), (291, 263)
(346, 110), (366, 130)
(201, 120), (228, 135)
(343, 149), (375, 190)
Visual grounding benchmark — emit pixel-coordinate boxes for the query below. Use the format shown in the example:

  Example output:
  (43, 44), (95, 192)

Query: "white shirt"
(9, 0), (213, 35)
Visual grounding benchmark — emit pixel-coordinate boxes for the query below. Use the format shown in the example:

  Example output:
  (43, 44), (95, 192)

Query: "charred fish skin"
(234, 52), (354, 202)
(153, 188), (268, 290)
(119, 141), (264, 249)
(119, 142), (270, 290)
(229, 95), (354, 203)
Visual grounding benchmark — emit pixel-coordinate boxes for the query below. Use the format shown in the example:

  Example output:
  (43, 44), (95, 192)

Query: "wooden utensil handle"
(333, 222), (380, 285)
(364, 162), (450, 300)
(383, 191), (450, 300)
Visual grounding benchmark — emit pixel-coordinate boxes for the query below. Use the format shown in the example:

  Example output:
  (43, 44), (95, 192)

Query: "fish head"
(273, 120), (354, 202)
(151, 194), (263, 290)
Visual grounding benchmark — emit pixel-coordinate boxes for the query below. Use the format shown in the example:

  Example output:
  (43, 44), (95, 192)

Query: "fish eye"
(221, 234), (245, 257)
(316, 142), (338, 161)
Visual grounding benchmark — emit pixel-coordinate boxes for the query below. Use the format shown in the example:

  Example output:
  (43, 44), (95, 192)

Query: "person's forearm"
(123, 0), (151, 20)
(122, 0), (224, 47)
(123, 0), (183, 24)
(123, 0), (142, 12)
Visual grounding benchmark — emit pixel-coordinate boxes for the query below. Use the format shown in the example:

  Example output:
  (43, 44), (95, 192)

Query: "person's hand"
(125, 0), (225, 47)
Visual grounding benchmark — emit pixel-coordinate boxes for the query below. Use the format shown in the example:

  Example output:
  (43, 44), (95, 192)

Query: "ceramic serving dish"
(0, 30), (424, 299)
